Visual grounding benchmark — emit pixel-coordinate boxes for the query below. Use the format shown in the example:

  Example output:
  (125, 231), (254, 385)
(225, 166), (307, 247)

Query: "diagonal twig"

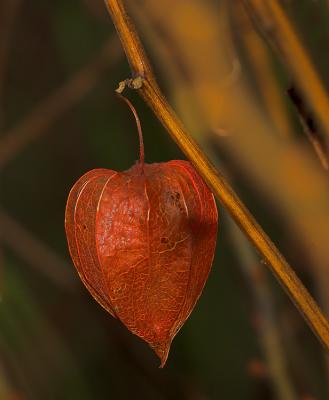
(0, 208), (75, 291)
(0, 36), (122, 169)
(287, 85), (329, 171)
(228, 219), (297, 400)
(104, 0), (329, 350)
(242, 0), (329, 168)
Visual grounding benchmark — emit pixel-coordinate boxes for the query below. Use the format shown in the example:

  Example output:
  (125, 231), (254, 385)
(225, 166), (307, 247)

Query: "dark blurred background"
(0, 1), (329, 399)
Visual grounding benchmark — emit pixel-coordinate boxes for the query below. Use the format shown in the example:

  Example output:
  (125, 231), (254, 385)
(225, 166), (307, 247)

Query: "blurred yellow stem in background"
(245, 0), (329, 139)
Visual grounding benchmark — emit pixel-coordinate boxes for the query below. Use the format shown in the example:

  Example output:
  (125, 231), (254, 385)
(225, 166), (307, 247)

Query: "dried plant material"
(65, 95), (218, 367)
(104, 0), (329, 351)
(244, 0), (329, 138)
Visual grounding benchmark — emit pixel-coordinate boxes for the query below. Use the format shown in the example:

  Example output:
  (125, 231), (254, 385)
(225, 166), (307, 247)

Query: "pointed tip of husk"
(150, 340), (172, 368)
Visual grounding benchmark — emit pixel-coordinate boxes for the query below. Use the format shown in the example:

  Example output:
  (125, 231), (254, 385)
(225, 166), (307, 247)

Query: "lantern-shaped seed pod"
(65, 95), (218, 367)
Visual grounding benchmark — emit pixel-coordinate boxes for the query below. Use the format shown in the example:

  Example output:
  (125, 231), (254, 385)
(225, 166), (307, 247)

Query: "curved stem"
(104, 0), (329, 350)
(116, 92), (145, 168)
